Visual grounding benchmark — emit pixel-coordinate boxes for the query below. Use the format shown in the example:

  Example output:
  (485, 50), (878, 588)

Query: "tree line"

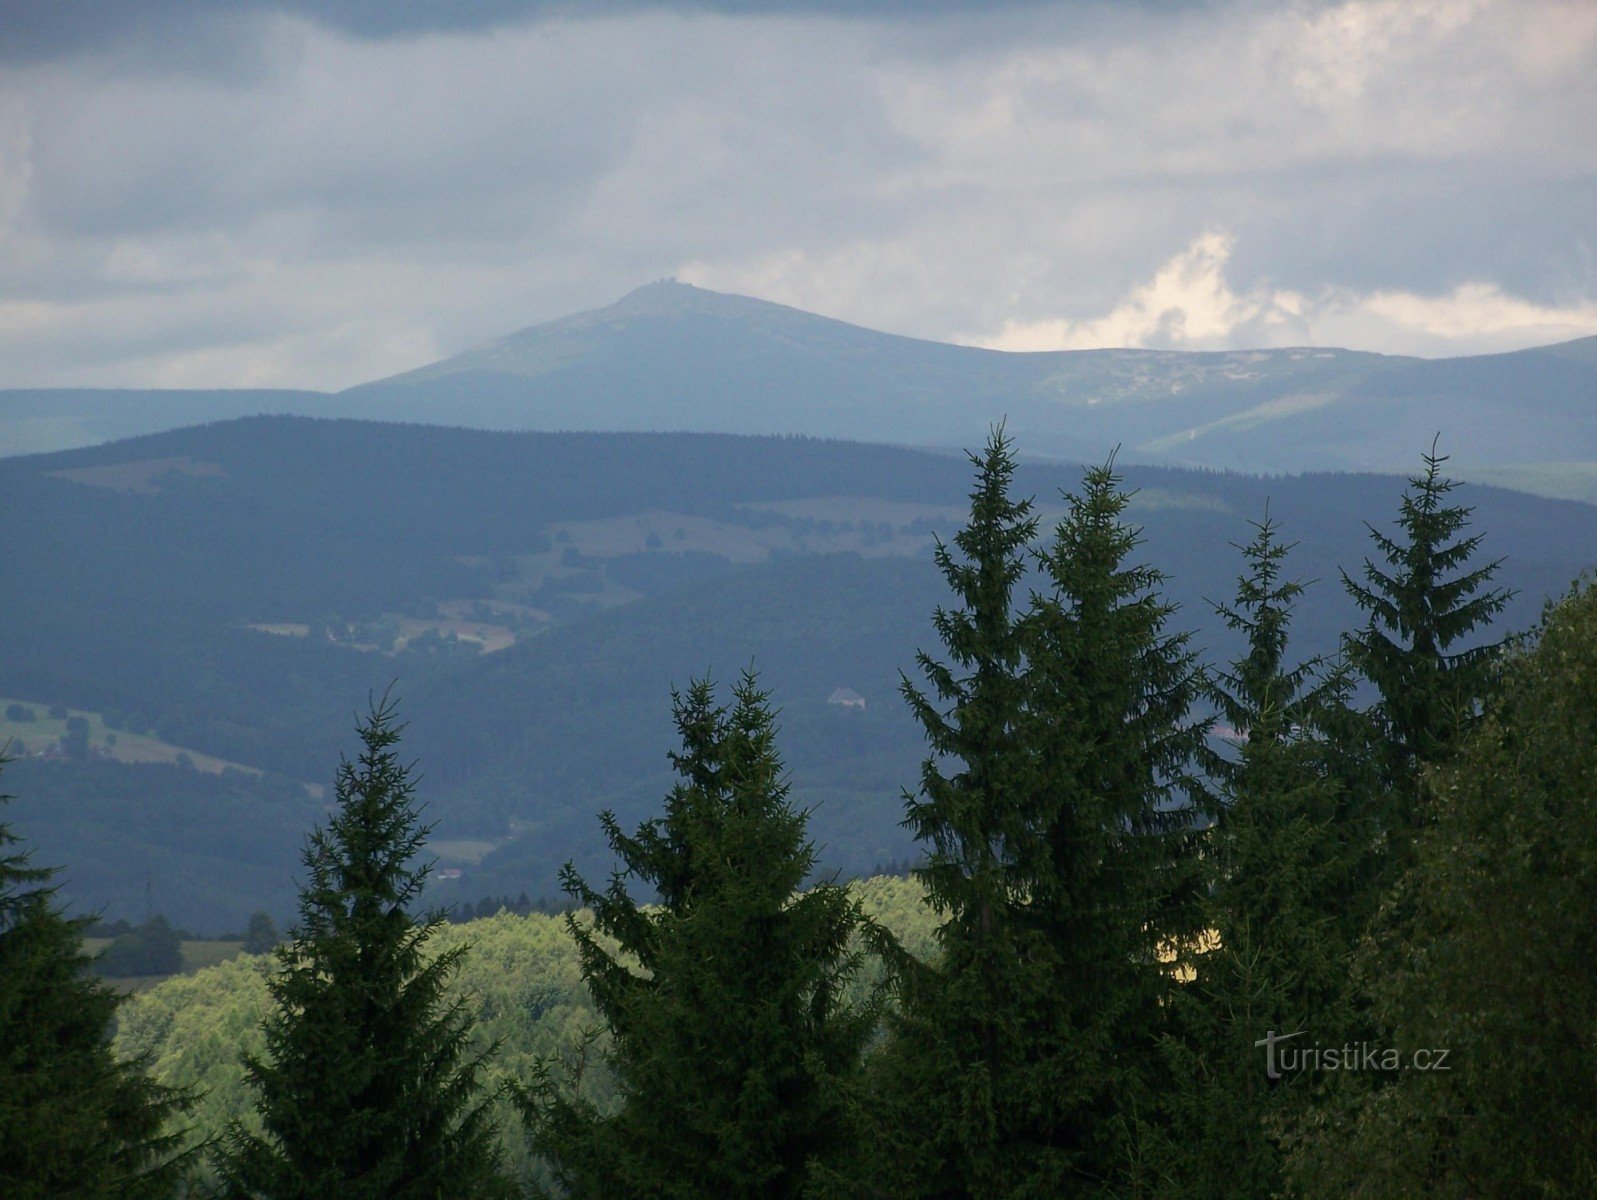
(4, 430), (1594, 1197)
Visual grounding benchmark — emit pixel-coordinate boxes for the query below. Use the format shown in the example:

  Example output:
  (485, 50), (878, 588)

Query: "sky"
(1, 0), (1595, 390)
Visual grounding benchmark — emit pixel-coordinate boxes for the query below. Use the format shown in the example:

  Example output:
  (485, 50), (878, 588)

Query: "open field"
(0, 696), (264, 777)
(431, 838), (501, 866)
(0, 695), (325, 799)
(84, 938), (252, 994)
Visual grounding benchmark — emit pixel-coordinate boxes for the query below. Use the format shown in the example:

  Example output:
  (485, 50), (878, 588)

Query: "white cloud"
(1317, 282), (1597, 355)
(969, 232), (1307, 351)
(966, 232), (1597, 356)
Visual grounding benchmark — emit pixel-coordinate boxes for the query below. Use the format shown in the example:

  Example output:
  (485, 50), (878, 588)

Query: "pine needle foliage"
(875, 440), (1210, 1199)
(1159, 514), (1372, 1200)
(212, 699), (515, 1200)
(1342, 442), (1512, 815)
(1019, 457), (1211, 1195)
(0, 753), (195, 1200)
(1293, 580), (1597, 1197)
(871, 427), (1057, 1198)
(522, 672), (882, 1200)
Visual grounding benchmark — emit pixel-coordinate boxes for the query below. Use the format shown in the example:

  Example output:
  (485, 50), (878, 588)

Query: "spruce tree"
(876, 443), (1209, 1198)
(866, 428), (1060, 1198)
(212, 699), (514, 1200)
(521, 672), (880, 1200)
(1160, 515), (1372, 1199)
(1018, 457), (1211, 1196)
(0, 754), (194, 1200)
(1294, 581), (1597, 1197)
(1342, 442), (1512, 829)
(1286, 449), (1512, 1193)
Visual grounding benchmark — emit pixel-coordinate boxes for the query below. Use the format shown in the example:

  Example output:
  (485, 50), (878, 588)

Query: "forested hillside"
(5, 417), (1597, 926)
(7, 431), (1596, 1198)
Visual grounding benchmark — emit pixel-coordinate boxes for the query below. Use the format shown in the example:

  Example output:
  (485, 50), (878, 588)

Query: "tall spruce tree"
(0, 754), (194, 1200)
(1294, 580), (1597, 1197)
(1019, 457), (1211, 1196)
(868, 427), (1054, 1198)
(1159, 515), (1372, 1200)
(212, 699), (514, 1200)
(521, 672), (881, 1200)
(1285, 448), (1512, 1193)
(1342, 442), (1511, 831)
(875, 443), (1210, 1199)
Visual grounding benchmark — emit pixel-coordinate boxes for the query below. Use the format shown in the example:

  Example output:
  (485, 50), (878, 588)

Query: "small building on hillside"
(827, 687), (866, 710)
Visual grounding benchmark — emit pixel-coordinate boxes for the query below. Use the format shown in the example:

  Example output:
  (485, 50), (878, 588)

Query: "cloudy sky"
(2, 0), (1595, 390)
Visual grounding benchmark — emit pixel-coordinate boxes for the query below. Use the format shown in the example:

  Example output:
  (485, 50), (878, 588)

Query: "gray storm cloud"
(0, 0), (1594, 389)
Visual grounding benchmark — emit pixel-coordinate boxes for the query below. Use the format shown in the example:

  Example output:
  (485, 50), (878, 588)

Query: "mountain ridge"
(5, 281), (1596, 497)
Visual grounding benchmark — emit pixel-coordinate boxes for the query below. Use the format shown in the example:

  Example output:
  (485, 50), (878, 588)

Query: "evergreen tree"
(98, 914), (185, 977)
(1019, 457), (1211, 1196)
(875, 443), (1209, 1198)
(212, 699), (515, 1200)
(242, 910), (279, 955)
(1293, 581), (1597, 1197)
(1288, 451), (1513, 1194)
(865, 428), (1061, 1198)
(522, 672), (881, 1200)
(1160, 514), (1372, 1199)
(0, 754), (194, 1199)
(1342, 442), (1512, 835)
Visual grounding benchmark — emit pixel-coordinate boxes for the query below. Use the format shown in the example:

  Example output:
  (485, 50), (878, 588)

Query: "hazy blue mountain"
(6, 282), (1596, 498)
(347, 280), (1397, 464)
(5, 417), (1595, 927)
(0, 388), (334, 457)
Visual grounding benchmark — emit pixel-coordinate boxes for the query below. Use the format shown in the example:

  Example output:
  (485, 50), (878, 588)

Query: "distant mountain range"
(5, 281), (1596, 498)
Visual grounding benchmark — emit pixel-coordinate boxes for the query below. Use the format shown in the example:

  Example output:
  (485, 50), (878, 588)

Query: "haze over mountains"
(5, 281), (1597, 498)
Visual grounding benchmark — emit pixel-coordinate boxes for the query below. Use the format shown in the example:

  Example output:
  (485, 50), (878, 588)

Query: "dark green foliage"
(242, 911), (278, 955)
(1159, 514), (1374, 1199)
(62, 715), (91, 759)
(1291, 581), (1597, 1198)
(98, 914), (185, 977)
(875, 440), (1210, 1198)
(1319, 448), (1514, 1171)
(1019, 457), (1212, 1195)
(868, 429), (1061, 1197)
(211, 700), (515, 1200)
(522, 673), (881, 1200)
(1342, 443), (1512, 816)
(0, 756), (194, 1199)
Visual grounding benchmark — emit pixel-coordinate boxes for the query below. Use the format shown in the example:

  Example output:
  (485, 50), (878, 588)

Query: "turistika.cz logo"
(1254, 1029), (1452, 1080)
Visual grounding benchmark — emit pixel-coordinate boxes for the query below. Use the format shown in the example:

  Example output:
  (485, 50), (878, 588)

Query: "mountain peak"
(611, 277), (697, 305)
(600, 278), (793, 323)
